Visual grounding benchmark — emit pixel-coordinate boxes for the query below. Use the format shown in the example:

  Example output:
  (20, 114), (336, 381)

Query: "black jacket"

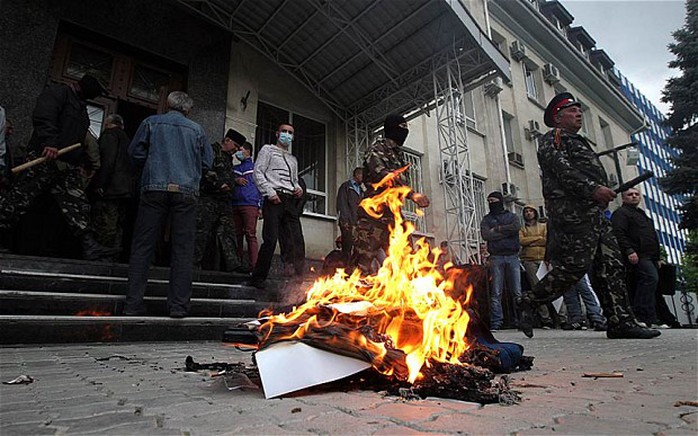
(611, 204), (660, 260)
(92, 127), (133, 199)
(480, 210), (521, 256)
(28, 83), (89, 165)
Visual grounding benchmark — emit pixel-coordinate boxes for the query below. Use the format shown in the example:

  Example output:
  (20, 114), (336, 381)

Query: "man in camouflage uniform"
(517, 92), (659, 339)
(192, 129), (244, 271)
(351, 113), (430, 275)
(0, 74), (116, 261)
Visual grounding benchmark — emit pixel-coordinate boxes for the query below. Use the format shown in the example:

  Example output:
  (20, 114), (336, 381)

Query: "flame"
(260, 167), (472, 383)
(75, 309), (111, 316)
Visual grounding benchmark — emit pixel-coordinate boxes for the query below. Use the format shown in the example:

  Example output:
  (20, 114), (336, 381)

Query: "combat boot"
(607, 321), (661, 339)
(515, 295), (535, 338)
(79, 233), (119, 262)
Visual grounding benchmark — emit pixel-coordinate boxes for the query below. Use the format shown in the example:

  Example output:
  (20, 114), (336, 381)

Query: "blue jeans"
(563, 274), (605, 324)
(489, 254), (522, 328)
(125, 191), (198, 314)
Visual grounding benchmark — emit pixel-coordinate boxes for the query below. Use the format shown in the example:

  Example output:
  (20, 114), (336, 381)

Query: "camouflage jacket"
(200, 142), (235, 197)
(362, 138), (409, 198)
(537, 129), (608, 211)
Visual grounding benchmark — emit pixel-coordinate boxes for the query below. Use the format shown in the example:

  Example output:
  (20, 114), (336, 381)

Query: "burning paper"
(257, 167), (475, 391)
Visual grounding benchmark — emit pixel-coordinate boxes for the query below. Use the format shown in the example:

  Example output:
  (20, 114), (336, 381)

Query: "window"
(65, 42), (114, 87)
(255, 101), (328, 215)
(455, 91), (476, 130)
(599, 117), (613, 151)
(502, 111), (524, 167)
(490, 30), (508, 59)
(523, 63), (538, 100)
(401, 150), (426, 233)
(87, 104), (105, 138)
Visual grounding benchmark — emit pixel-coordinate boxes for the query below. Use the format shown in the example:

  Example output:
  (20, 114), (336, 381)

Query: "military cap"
(225, 129), (246, 146)
(544, 92), (581, 128)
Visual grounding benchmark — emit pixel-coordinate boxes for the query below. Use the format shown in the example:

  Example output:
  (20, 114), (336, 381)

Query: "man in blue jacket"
(124, 91), (212, 318)
(231, 141), (262, 272)
(480, 191), (521, 332)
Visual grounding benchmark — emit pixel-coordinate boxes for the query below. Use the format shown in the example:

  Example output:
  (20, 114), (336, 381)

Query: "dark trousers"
(252, 194), (305, 282)
(630, 258), (659, 324)
(125, 191), (198, 314)
(339, 221), (354, 264)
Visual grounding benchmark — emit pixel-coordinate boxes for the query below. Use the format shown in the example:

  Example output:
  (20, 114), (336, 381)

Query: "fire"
(75, 309), (111, 316)
(259, 167), (473, 383)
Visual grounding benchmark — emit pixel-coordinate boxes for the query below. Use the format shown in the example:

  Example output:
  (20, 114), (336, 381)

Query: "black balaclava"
(78, 75), (106, 100)
(384, 113), (408, 146)
(487, 191), (504, 214)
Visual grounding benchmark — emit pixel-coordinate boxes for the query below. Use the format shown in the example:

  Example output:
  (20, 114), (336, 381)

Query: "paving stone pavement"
(1, 329), (696, 435)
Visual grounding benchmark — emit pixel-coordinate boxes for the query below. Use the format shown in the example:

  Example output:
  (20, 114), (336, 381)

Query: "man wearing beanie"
(516, 92), (659, 339)
(0, 74), (117, 261)
(480, 191), (522, 331)
(351, 113), (430, 275)
(193, 128), (246, 271)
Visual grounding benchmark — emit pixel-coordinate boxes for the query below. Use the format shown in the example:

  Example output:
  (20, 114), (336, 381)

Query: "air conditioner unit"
(543, 63), (560, 84)
(442, 160), (457, 185)
(510, 40), (528, 62)
(484, 77), (504, 97)
(525, 119), (542, 140)
(507, 152), (524, 166)
(501, 182), (520, 198)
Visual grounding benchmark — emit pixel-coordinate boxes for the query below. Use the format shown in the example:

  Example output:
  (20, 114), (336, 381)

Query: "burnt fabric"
(351, 138), (409, 274)
(527, 128), (635, 328)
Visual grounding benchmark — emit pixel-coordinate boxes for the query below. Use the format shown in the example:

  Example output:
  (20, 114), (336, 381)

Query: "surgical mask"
(278, 131), (293, 147)
(234, 150), (245, 161)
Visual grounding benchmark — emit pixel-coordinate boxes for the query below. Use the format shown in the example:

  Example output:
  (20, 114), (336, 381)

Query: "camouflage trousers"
(0, 154), (91, 236)
(526, 203), (634, 327)
(193, 196), (239, 270)
(351, 213), (391, 275)
(92, 199), (128, 251)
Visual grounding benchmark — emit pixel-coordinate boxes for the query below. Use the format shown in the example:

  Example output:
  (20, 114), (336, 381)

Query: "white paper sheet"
(535, 262), (563, 312)
(255, 341), (371, 399)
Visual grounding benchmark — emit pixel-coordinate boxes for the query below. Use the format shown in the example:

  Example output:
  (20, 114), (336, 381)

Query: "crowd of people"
(0, 75), (681, 334)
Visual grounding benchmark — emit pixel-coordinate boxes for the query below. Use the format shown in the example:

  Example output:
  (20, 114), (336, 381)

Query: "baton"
(11, 143), (82, 174)
(614, 171), (654, 194)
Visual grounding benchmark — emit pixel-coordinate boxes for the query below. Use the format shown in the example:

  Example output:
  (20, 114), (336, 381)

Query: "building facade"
(617, 72), (688, 265)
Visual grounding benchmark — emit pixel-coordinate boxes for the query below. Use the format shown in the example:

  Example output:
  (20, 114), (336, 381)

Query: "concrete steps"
(0, 253), (281, 344)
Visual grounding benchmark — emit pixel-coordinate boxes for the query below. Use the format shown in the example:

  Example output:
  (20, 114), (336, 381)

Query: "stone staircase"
(0, 253), (284, 344)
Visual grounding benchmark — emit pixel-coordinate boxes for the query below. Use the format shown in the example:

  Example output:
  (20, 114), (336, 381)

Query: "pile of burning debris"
(194, 169), (533, 404)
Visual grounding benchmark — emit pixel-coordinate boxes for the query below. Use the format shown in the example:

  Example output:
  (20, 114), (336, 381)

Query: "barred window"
(400, 150), (426, 233)
(255, 101), (328, 215)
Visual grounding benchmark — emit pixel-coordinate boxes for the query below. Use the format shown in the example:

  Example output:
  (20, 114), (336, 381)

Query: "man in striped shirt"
(248, 123), (304, 289)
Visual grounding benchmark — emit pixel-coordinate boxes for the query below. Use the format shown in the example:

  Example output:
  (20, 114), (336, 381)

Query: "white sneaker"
(652, 324), (670, 329)
(636, 321), (648, 328)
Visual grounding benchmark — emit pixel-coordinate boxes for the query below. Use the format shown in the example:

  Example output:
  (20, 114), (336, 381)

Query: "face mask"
(385, 126), (408, 146)
(278, 132), (293, 147)
(488, 201), (504, 213)
(234, 151), (245, 161)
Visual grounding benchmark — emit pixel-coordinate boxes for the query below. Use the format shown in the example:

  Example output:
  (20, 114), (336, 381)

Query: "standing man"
(231, 141), (262, 273)
(611, 188), (662, 328)
(248, 123), (304, 289)
(480, 191), (521, 331)
(518, 92), (659, 339)
(193, 128), (245, 271)
(91, 114), (133, 257)
(124, 91), (212, 318)
(0, 74), (116, 260)
(519, 205), (554, 329)
(352, 113), (430, 275)
(336, 167), (364, 264)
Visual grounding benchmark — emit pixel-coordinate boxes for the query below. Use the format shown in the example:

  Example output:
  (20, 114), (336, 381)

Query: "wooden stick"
(11, 143), (82, 174)
(582, 372), (624, 378)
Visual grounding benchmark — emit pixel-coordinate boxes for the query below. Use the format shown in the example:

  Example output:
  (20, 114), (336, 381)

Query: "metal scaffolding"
(432, 47), (482, 265)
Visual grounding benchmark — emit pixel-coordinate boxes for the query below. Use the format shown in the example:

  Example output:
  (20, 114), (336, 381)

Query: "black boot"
(80, 233), (119, 261)
(516, 295), (535, 338)
(606, 321), (661, 339)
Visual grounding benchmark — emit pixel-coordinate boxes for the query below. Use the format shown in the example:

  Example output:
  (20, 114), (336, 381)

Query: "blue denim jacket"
(128, 111), (212, 196)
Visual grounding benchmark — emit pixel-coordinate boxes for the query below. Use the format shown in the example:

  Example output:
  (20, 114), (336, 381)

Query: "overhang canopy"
(175, 0), (510, 128)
